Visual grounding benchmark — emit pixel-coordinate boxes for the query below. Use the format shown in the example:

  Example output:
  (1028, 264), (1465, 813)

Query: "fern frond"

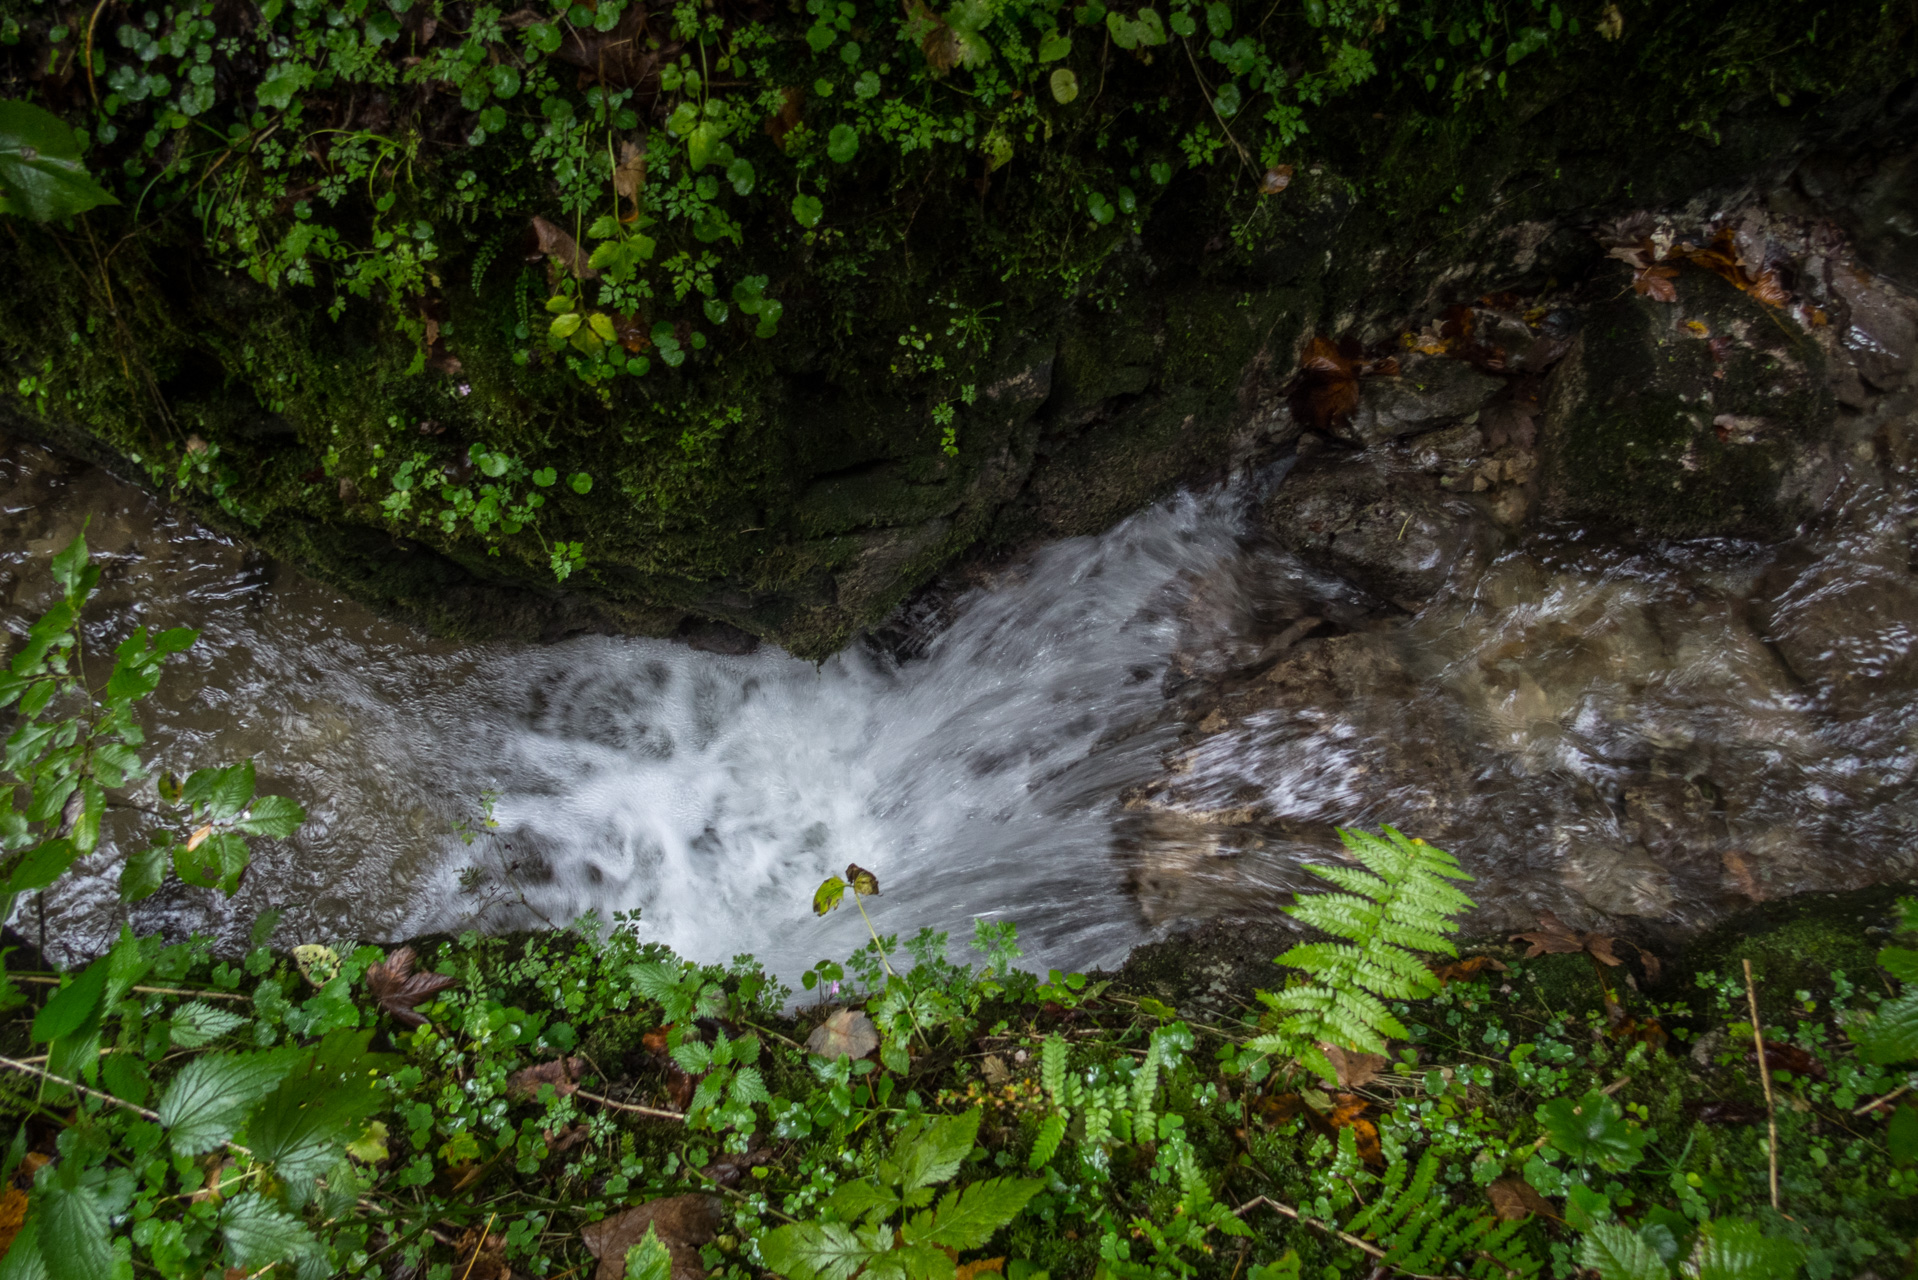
(1347, 1151), (1540, 1279)
(1040, 1034), (1069, 1110)
(1254, 827), (1474, 1080)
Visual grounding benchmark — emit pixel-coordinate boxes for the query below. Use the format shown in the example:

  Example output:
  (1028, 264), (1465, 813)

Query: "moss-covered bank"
(1, 0), (1913, 654)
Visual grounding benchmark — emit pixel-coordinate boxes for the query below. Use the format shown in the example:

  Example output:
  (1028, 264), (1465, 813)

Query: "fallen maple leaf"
(806, 1008), (880, 1061)
(581, 1194), (725, 1280)
(1633, 263), (1679, 302)
(1486, 1176), (1553, 1222)
(507, 1056), (589, 1100)
(363, 946), (459, 1028)
(1512, 912), (1660, 982)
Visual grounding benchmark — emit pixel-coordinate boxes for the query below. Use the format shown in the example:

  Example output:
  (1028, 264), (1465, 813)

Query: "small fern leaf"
(1040, 1034), (1069, 1109)
(1028, 1113), (1067, 1169)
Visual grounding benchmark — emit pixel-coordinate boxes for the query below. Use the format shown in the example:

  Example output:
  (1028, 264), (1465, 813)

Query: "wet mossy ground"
(2, 3), (1914, 655)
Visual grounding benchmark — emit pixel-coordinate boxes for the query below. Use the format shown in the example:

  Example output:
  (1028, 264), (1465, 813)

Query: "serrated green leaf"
(157, 1049), (302, 1155)
(169, 1001), (249, 1049)
(1693, 1217), (1803, 1280)
(757, 1220), (886, 1280)
(890, 1108), (980, 1193)
(247, 1030), (393, 1179)
(0, 1217), (46, 1280)
(1855, 994), (1918, 1065)
(34, 1172), (112, 1280)
(826, 1179), (901, 1225)
(220, 1191), (317, 1271)
(1577, 1223), (1668, 1280)
(6, 837), (77, 898)
(120, 841), (167, 902)
(905, 1176), (1043, 1249)
(623, 1223), (673, 1280)
(101, 1052), (151, 1107)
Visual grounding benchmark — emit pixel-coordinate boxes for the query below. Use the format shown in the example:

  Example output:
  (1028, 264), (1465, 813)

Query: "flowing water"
(5, 413), (1918, 976)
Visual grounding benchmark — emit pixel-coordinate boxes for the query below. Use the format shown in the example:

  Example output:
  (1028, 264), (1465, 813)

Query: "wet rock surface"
(1125, 192), (1918, 943)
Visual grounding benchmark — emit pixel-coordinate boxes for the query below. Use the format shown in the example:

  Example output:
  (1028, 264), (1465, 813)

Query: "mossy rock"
(1537, 266), (1836, 539)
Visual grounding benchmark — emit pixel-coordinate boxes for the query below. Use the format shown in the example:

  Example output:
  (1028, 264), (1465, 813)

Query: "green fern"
(1347, 1150), (1539, 1278)
(1249, 826), (1474, 1082)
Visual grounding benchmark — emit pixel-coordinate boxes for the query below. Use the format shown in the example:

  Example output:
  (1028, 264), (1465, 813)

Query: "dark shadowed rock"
(1536, 267), (1836, 539)
(1333, 358), (1506, 449)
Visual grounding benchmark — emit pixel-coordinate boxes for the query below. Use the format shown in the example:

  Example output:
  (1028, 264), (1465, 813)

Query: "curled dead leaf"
(185, 824), (213, 853)
(1429, 955), (1510, 986)
(364, 945), (460, 1028)
(846, 863), (880, 896)
(1260, 165), (1293, 196)
(806, 1008), (880, 1061)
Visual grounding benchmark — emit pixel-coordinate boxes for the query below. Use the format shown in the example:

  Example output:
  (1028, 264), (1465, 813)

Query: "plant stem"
(1742, 958), (1781, 1211)
(573, 1089), (685, 1122)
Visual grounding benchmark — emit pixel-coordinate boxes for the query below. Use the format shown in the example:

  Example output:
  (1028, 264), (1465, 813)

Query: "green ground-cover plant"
(3, 541), (1918, 1277)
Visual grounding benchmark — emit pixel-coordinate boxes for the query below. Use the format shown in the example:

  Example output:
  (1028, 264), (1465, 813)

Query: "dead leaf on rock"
(806, 1008), (880, 1061)
(530, 215), (598, 279)
(508, 1056), (589, 1100)
(1512, 912), (1661, 982)
(364, 945), (459, 1028)
(581, 1194), (725, 1280)
(1318, 1044), (1386, 1090)
(1487, 1176), (1553, 1222)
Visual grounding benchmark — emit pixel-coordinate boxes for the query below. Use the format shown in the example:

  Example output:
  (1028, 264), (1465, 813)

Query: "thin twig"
(1854, 1083), (1912, 1117)
(12, 976), (249, 1001)
(574, 1089), (685, 1121)
(1234, 1195), (1384, 1263)
(82, 0), (110, 109)
(0, 1055), (158, 1123)
(1742, 958), (1781, 1211)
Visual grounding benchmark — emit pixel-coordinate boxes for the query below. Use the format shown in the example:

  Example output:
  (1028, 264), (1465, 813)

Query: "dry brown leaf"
(806, 1008), (880, 1061)
(544, 1123), (592, 1153)
(0, 1185), (25, 1257)
(1297, 335), (1361, 433)
(613, 140), (647, 206)
(531, 214), (598, 279)
(846, 863), (881, 896)
(1633, 263), (1679, 302)
(1326, 1093), (1382, 1165)
(981, 1054), (1010, 1086)
(580, 1194), (725, 1280)
(1319, 1044), (1387, 1090)
(1512, 912), (1660, 983)
(1430, 955), (1510, 985)
(364, 945), (459, 1028)
(957, 1260), (1007, 1280)
(507, 1056), (589, 1100)
(1486, 1176), (1553, 1222)
(452, 1225), (512, 1280)
(765, 86), (805, 146)
(1260, 165), (1293, 196)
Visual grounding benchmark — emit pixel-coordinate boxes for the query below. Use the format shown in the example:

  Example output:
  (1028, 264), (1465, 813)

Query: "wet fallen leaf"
(1326, 1093), (1382, 1165)
(452, 1225), (511, 1280)
(806, 1008), (880, 1061)
(1430, 955), (1510, 985)
(581, 1194), (725, 1280)
(531, 214), (598, 279)
(1722, 849), (1764, 900)
(1633, 263), (1679, 302)
(507, 1056), (589, 1100)
(613, 139), (647, 208)
(1297, 335), (1360, 433)
(544, 1122), (592, 1154)
(701, 1146), (771, 1188)
(1260, 165), (1293, 196)
(1319, 1044), (1387, 1090)
(1690, 1098), (1765, 1126)
(1254, 1092), (1306, 1125)
(765, 86), (805, 147)
(1487, 1176), (1553, 1222)
(363, 945), (459, 1028)
(1512, 912), (1661, 982)
(1747, 1041), (1825, 1080)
